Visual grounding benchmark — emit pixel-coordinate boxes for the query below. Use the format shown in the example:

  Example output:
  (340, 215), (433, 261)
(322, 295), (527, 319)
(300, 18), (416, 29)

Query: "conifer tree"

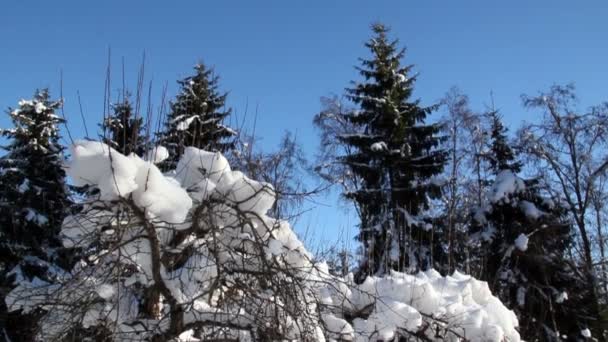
(487, 110), (522, 174)
(158, 63), (236, 170)
(330, 23), (446, 278)
(471, 114), (591, 340)
(0, 89), (70, 340)
(101, 93), (147, 156)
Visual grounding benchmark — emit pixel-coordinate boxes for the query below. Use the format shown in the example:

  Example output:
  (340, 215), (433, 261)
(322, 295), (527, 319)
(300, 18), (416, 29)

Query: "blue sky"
(1, 0), (607, 249)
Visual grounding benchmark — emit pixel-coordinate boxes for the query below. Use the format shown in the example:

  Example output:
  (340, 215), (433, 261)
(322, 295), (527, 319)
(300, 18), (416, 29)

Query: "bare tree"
(5, 141), (522, 342)
(518, 83), (608, 320)
(590, 172), (608, 299)
(232, 131), (314, 221)
(6, 142), (332, 341)
(313, 95), (361, 200)
(438, 88), (483, 274)
(437, 88), (500, 277)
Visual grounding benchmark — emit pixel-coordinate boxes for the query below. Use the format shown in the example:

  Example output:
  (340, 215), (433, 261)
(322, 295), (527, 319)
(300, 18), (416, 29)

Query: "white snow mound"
(8, 142), (521, 342)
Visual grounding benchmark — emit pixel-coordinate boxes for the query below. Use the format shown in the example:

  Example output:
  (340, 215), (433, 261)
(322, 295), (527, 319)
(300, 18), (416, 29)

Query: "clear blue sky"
(1, 1), (607, 249)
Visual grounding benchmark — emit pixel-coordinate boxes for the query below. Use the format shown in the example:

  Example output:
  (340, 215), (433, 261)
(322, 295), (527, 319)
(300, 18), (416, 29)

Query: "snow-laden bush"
(6, 141), (521, 341)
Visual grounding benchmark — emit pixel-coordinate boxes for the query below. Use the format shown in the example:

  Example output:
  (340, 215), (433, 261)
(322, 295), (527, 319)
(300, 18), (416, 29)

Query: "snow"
(177, 330), (201, 342)
(517, 286), (526, 307)
(218, 171), (276, 214)
(352, 300), (421, 340)
(319, 269), (521, 341)
(96, 284), (115, 299)
(519, 200), (543, 219)
(555, 291), (568, 303)
(176, 116), (197, 131)
(542, 197), (555, 209)
(6, 142), (522, 342)
(164, 247), (218, 304)
(35, 102), (47, 114)
(370, 141), (387, 152)
(66, 140), (138, 200)
(61, 208), (113, 248)
(25, 208), (48, 225)
(489, 170), (526, 203)
(175, 147), (231, 187)
(514, 233), (529, 252)
(18, 99), (33, 107)
(581, 328), (591, 338)
(130, 155), (192, 223)
(67, 141), (192, 222)
(119, 237), (154, 283)
(146, 145), (169, 164)
(322, 314), (353, 340)
(481, 225), (496, 241)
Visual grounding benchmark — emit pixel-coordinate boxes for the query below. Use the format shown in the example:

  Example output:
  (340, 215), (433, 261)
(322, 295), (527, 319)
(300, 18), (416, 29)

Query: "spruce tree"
(471, 115), (591, 340)
(487, 110), (522, 174)
(158, 63), (236, 170)
(101, 93), (147, 156)
(0, 89), (70, 340)
(337, 23), (446, 278)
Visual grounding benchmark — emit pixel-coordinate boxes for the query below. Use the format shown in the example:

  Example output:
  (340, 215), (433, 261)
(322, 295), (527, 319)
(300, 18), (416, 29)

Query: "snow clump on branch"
(7, 141), (521, 341)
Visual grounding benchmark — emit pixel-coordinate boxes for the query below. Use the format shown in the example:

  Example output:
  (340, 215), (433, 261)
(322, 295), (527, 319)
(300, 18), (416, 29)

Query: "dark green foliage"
(0, 89), (69, 262)
(0, 89), (70, 341)
(475, 176), (592, 341)
(487, 110), (522, 174)
(471, 116), (591, 340)
(101, 94), (147, 156)
(158, 63), (236, 170)
(332, 23), (446, 278)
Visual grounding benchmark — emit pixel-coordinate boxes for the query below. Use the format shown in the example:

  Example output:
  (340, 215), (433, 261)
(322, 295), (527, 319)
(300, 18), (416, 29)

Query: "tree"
(590, 172), (608, 301)
(232, 131), (310, 220)
(315, 23), (446, 278)
(437, 88), (489, 274)
(158, 63), (236, 170)
(0, 90), (70, 341)
(471, 113), (592, 340)
(5, 140), (522, 342)
(487, 110), (522, 174)
(518, 84), (608, 331)
(101, 93), (147, 156)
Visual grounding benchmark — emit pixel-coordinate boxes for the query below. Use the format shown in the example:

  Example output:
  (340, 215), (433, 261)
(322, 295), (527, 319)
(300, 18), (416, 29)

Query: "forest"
(1, 23), (607, 342)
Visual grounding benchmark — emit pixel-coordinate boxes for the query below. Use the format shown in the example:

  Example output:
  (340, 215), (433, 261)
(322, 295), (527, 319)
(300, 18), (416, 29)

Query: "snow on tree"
(315, 23), (446, 278)
(436, 88), (493, 275)
(101, 93), (147, 157)
(5, 140), (521, 341)
(470, 113), (592, 340)
(518, 84), (608, 330)
(231, 131), (311, 220)
(157, 63), (236, 171)
(0, 89), (70, 340)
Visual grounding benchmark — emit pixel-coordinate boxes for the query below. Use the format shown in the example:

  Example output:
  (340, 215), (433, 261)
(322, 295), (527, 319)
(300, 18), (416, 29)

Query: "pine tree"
(101, 93), (147, 156)
(158, 63), (236, 170)
(487, 110), (522, 174)
(0, 89), (70, 340)
(471, 115), (591, 341)
(336, 23), (446, 278)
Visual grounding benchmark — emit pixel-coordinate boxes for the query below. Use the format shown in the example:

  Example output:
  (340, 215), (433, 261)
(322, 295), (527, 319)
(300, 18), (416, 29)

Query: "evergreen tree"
(335, 23), (446, 278)
(101, 93), (147, 156)
(0, 89), (70, 340)
(158, 63), (236, 170)
(487, 110), (522, 174)
(471, 115), (591, 341)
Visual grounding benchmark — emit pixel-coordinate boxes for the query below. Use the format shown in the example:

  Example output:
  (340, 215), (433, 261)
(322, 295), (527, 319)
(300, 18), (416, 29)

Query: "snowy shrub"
(6, 141), (521, 341)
